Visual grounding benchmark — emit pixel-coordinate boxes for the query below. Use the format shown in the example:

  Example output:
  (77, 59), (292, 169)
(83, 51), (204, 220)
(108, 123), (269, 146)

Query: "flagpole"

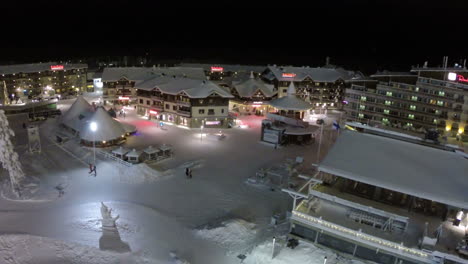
(316, 123), (324, 164)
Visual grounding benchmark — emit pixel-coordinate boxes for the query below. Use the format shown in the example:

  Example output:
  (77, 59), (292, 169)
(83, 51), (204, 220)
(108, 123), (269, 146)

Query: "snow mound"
(194, 219), (257, 251)
(117, 163), (175, 184)
(245, 240), (370, 264)
(0, 234), (158, 264)
(180, 159), (205, 170)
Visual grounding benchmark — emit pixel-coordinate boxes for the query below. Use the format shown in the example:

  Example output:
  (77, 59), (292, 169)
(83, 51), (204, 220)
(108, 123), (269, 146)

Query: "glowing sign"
(211, 66), (224, 72)
(253, 101), (263, 104)
(50, 65), (64, 70)
(118, 96), (130, 100)
(282, 73), (296, 78)
(149, 110), (158, 115)
(205, 121), (221, 125)
(448, 72), (457, 81)
(458, 75), (468, 83)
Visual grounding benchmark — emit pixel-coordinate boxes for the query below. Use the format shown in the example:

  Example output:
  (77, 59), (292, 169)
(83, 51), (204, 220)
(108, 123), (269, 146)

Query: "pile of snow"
(117, 163), (174, 184)
(0, 234), (157, 264)
(194, 219), (257, 252)
(245, 239), (369, 264)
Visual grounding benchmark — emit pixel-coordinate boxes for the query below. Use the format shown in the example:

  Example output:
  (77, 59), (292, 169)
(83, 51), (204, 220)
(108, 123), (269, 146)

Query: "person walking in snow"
(189, 168), (192, 179)
(93, 165), (97, 177)
(89, 163), (94, 175)
(185, 167), (189, 178)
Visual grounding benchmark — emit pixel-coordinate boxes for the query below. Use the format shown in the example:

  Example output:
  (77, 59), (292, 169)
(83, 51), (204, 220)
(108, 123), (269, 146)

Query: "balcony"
(151, 95), (163, 102)
(176, 100), (191, 107)
(176, 109), (191, 117)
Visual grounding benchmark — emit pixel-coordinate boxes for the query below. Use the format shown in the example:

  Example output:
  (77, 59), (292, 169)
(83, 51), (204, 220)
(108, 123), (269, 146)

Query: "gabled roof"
(178, 63), (267, 73)
(135, 77), (234, 98)
(61, 96), (94, 131)
(0, 62), (87, 75)
(232, 77), (276, 98)
(266, 65), (364, 82)
(101, 67), (206, 82)
(79, 107), (127, 142)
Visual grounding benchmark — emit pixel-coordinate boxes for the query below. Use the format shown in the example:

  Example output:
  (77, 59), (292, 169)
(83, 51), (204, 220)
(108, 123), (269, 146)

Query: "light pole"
(90, 122), (97, 166)
(323, 256), (327, 264)
(271, 236), (276, 259)
(316, 122), (324, 164)
(200, 125), (204, 142)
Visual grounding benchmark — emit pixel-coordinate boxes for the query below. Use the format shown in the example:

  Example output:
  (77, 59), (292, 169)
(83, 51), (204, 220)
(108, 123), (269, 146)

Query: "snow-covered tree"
(0, 110), (25, 197)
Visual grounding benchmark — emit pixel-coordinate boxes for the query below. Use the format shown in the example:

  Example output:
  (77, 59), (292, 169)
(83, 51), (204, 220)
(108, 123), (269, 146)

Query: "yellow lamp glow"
(458, 128), (464, 134)
(445, 126), (451, 131)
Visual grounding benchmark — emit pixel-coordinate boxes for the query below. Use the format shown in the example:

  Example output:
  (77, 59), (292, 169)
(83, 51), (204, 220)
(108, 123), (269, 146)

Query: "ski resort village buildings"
(344, 65), (468, 140)
(0, 62), (88, 100)
(283, 125), (468, 264)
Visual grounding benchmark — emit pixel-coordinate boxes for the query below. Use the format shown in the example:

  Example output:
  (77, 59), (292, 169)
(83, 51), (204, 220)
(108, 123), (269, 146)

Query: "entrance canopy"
(319, 130), (468, 209)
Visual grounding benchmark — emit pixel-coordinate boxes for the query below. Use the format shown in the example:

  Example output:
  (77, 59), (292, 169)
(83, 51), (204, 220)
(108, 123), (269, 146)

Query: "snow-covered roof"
(371, 71), (417, 77)
(178, 63), (267, 73)
(319, 130), (468, 209)
(121, 122), (137, 134)
(143, 145), (160, 154)
(266, 66), (364, 82)
(126, 148), (142, 157)
(79, 107), (127, 142)
(135, 77), (234, 98)
(232, 77), (276, 98)
(159, 144), (172, 151)
(0, 62), (87, 75)
(268, 95), (312, 111)
(61, 96), (94, 131)
(112, 146), (129, 155)
(101, 67), (206, 82)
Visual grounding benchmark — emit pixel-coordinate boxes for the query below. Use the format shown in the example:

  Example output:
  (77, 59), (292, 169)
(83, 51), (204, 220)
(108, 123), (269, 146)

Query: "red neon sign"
(50, 65), (64, 70)
(282, 73), (296, 78)
(149, 110), (158, 115)
(458, 75), (468, 83)
(211, 66), (224, 72)
(118, 96), (130, 100)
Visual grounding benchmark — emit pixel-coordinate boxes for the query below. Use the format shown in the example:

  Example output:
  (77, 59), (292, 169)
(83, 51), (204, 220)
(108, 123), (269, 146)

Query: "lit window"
(358, 113), (364, 118)
(433, 119), (438, 124)
(435, 110), (440, 115)
(411, 96), (418, 101)
(360, 96), (366, 101)
(415, 87), (419, 92)
(437, 100), (444, 106)
(382, 118), (389, 123)
(408, 114), (414, 119)
(384, 109), (390, 115)
(407, 123), (413, 127)
(359, 105), (365, 110)
(385, 100), (392, 105)
(386, 91), (392, 96)
(438, 91), (445, 96)
(410, 105), (416, 110)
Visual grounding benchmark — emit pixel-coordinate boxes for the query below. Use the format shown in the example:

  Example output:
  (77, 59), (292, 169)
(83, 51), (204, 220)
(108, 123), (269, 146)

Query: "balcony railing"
(176, 100), (191, 107)
(176, 110), (191, 117)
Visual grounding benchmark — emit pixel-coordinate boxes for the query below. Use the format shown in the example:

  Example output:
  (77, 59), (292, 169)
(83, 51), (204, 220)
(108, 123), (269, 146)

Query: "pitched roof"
(268, 95), (312, 111)
(101, 67), (206, 82)
(232, 77), (276, 98)
(61, 96), (94, 131)
(179, 63), (267, 73)
(79, 107), (127, 142)
(266, 65), (364, 82)
(319, 130), (468, 209)
(135, 77), (234, 98)
(0, 62), (87, 75)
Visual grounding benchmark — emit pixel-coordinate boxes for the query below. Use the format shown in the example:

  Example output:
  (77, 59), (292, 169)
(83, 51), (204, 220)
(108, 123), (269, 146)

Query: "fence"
(97, 150), (133, 167)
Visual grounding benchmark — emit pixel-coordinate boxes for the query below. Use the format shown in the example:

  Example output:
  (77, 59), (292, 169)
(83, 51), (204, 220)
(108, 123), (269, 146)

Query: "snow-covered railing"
(291, 211), (431, 263)
(97, 150), (132, 167)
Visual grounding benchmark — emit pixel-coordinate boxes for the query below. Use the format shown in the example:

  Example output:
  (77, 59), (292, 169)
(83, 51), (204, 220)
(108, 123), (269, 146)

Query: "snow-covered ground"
(0, 93), (351, 264)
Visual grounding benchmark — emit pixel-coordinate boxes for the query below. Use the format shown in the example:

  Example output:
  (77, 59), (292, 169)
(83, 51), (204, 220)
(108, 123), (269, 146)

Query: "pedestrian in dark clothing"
(93, 165), (97, 177)
(22, 123), (26, 129)
(89, 163), (93, 175)
(185, 167), (189, 177)
(189, 169), (192, 179)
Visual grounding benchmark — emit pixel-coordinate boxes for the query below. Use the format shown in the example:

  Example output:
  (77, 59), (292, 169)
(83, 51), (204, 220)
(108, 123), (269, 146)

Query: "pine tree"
(0, 110), (25, 197)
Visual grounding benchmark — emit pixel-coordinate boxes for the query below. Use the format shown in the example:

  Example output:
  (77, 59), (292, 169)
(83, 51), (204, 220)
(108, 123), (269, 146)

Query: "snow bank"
(0, 234), (157, 264)
(116, 163), (175, 184)
(194, 219), (257, 253)
(245, 239), (369, 264)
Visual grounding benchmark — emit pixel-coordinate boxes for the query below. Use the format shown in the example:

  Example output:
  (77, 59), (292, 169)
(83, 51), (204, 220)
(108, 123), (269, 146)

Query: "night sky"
(1, 1), (467, 74)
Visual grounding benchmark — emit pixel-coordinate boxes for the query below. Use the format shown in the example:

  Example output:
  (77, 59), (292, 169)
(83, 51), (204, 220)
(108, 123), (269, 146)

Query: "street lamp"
(324, 256), (327, 264)
(90, 121), (97, 166)
(200, 125), (204, 142)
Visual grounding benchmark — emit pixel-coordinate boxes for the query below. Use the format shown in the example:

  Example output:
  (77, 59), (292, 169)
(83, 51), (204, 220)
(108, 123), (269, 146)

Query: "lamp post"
(90, 121), (97, 166)
(200, 125), (204, 142)
(323, 256), (327, 264)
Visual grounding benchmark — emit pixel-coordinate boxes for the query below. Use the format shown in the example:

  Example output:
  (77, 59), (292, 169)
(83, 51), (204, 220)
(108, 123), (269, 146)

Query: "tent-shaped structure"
(61, 96), (94, 131)
(79, 107), (127, 146)
(112, 146), (129, 160)
(268, 83), (311, 111)
(121, 122), (137, 134)
(126, 148), (142, 164)
(143, 145), (161, 161)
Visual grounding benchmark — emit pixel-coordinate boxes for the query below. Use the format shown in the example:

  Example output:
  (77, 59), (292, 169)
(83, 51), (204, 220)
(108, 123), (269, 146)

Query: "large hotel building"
(0, 62), (88, 102)
(344, 66), (468, 138)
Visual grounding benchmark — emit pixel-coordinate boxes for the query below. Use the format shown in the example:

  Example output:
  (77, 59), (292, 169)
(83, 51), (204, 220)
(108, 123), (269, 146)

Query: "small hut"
(143, 145), (160, 161)
(159, 144), (172, 157)
(126, 148), (142, 164)
(112, 146), (129, 160)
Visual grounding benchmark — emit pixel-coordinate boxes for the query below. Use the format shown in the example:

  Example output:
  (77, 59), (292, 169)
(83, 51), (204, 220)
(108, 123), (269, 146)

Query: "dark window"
(199, 109), (205, 114)
(165, 104), (170, 109)
(221, 109), (224, 114)
(173, 105), (177, 110)
(147, 100), (150, 105)
(208, 109), (215, 115)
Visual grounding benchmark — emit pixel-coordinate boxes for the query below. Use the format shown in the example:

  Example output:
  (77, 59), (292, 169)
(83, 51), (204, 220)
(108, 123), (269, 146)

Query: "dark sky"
(1, 1), (467, 74)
